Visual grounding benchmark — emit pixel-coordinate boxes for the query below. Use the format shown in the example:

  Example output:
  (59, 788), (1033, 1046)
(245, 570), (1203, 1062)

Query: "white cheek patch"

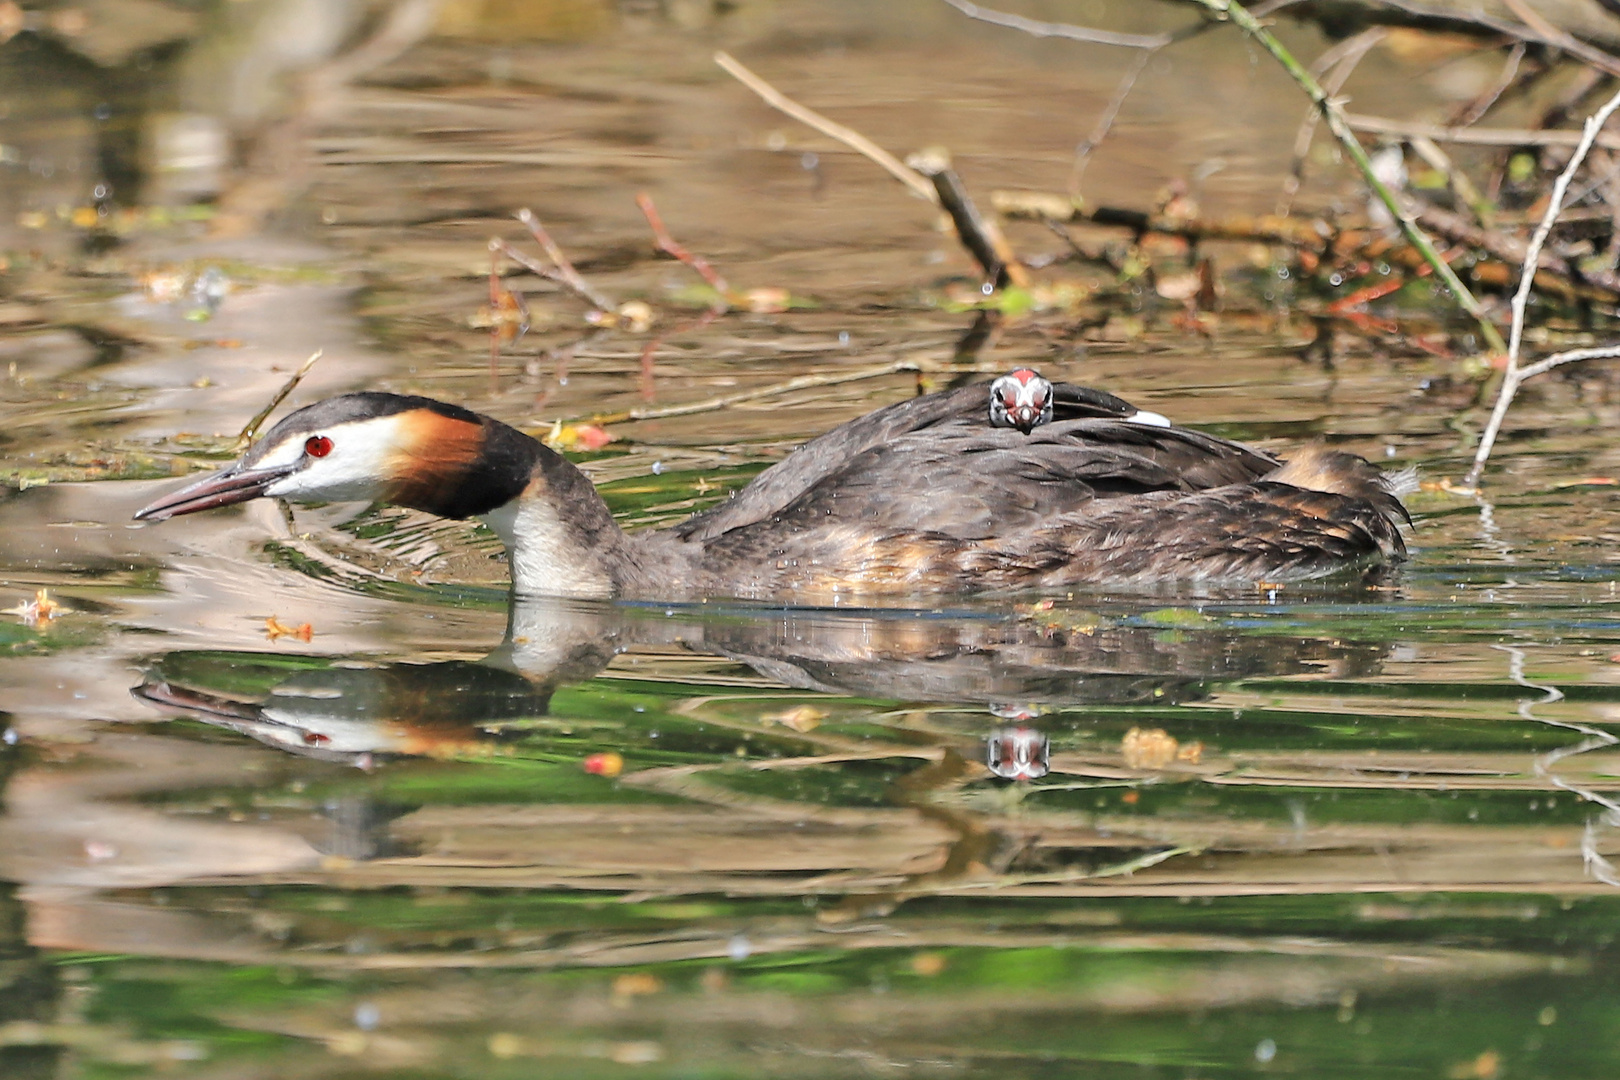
(259, 416), (408, 503)
(1128, 409), (1172, 428)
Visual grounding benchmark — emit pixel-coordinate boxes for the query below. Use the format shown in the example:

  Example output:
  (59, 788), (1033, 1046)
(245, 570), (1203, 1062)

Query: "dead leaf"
(1447, 1049), (1501, 1080)
(545, 422), (616, 451)
(7, 588), (64, 625)
(1122, 726), (1179, 770)
(1154, 270), (1202, 302)
(617, 299), (655, 332)
(761, 704), (827, 732)
(0, 3), (22, 44)
(583, 751), (624, 778)
(612, 973), (663, 998)
(742, 287), (791, 313)
(1419, 478), (1477, 496)
(264, 615), (313, 642)
(1552, 477), (1617, 489)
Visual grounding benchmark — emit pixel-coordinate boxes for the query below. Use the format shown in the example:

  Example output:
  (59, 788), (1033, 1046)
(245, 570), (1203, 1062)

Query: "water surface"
(4, 2), (1620, 1076)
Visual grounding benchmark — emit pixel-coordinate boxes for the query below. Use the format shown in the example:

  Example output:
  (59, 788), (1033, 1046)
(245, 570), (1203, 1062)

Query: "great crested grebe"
(134, 378), (1411, 600)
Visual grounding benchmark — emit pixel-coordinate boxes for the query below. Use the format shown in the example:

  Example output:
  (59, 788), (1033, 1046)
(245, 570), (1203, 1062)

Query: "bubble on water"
(727, 935), (751, 961)
(354, 1002), (380, 1031)
(1255, 1039), (1277, 1063)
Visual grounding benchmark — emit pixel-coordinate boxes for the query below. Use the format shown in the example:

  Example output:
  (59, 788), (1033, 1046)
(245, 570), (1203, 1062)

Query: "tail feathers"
(1266, 446), (1412, 527)
(1378, 465), (1420, 499)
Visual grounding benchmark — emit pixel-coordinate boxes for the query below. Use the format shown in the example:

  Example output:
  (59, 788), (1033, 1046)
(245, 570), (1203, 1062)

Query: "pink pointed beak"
(133, 462), (296, 522)
(1010, 405), (1041, 434)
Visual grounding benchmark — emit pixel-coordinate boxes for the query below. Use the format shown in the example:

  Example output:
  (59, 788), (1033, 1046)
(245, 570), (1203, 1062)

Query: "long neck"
(478, 444), (645, 599)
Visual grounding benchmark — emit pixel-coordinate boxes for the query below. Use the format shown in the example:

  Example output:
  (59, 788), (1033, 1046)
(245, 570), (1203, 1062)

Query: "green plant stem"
(1188, 0), (1506, 355)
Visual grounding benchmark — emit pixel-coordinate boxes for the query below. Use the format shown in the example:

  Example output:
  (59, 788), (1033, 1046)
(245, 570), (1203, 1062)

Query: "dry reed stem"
(579, 358), (933, 426)
(235, 349), (321, 450)
(714, 51), (938, 203)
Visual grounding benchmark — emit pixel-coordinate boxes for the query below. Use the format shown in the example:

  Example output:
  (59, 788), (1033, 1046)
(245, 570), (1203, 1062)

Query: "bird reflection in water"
(131, 597), (1385, 776)
(985, 725), (1050, 781)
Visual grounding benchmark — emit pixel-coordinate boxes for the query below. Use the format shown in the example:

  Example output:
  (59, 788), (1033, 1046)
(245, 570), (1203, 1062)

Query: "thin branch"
(1346, 113), (1620, 152)
(939, 0), (1171, 49)
(1071, 47), (1156, 198)
(1278, 27), (1387, 216)
(636, 192), (731, 306)
(1407, 136), (1493, 226)
(1508, 94), (1620, 364)
(1514, 344), (1620, 382)
(1465, 85), (1620, 488)
(1499, 0), (1620, 80)
(236, 350), (321, 450)
(1277, 0), (1620, 78)
(1188, 0), (1505, 354)
(1449, 42), (1526, 128)
(714, 51), (937, 203)
(515, 208), (616, 311)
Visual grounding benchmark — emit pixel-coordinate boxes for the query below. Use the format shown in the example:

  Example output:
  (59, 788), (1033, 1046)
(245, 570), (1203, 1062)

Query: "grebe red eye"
(304, 435), (333, 458)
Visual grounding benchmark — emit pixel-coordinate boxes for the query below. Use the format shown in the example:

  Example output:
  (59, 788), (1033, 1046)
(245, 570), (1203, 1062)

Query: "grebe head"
(988, 369), (1053, 434)
(135, 392), (538, 523)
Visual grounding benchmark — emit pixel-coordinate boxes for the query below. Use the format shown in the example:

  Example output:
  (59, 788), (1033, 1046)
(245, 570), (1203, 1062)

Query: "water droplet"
(354, 1002), (380, 1031)
(1255, 1038), (1277, 1063)
(728, 935), (751, 961)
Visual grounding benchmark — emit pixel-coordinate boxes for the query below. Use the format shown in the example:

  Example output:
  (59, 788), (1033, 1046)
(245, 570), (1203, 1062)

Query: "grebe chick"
(989, 368), (1171, 433)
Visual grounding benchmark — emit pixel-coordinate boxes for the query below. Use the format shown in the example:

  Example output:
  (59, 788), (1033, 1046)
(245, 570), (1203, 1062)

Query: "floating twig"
(1346, 113), (1620, 152)
(714, 50), (938, 203)
(236, 349), (321, 450)
(577, 358), (975, 427)
(993, 190), (1336, 251)
(907, 150), (1028, 289)
(1466, 85), (1620, 488)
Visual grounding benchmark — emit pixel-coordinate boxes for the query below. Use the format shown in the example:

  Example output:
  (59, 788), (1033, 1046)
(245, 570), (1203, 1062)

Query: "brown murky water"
(5, 2), (1620, 1077)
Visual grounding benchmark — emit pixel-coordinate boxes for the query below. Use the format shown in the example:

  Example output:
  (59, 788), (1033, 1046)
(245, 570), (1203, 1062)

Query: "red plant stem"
(637, 192), (731, 307)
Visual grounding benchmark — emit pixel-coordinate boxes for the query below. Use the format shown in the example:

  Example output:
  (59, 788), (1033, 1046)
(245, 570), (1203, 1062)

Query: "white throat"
(480, 499), (616, 599)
